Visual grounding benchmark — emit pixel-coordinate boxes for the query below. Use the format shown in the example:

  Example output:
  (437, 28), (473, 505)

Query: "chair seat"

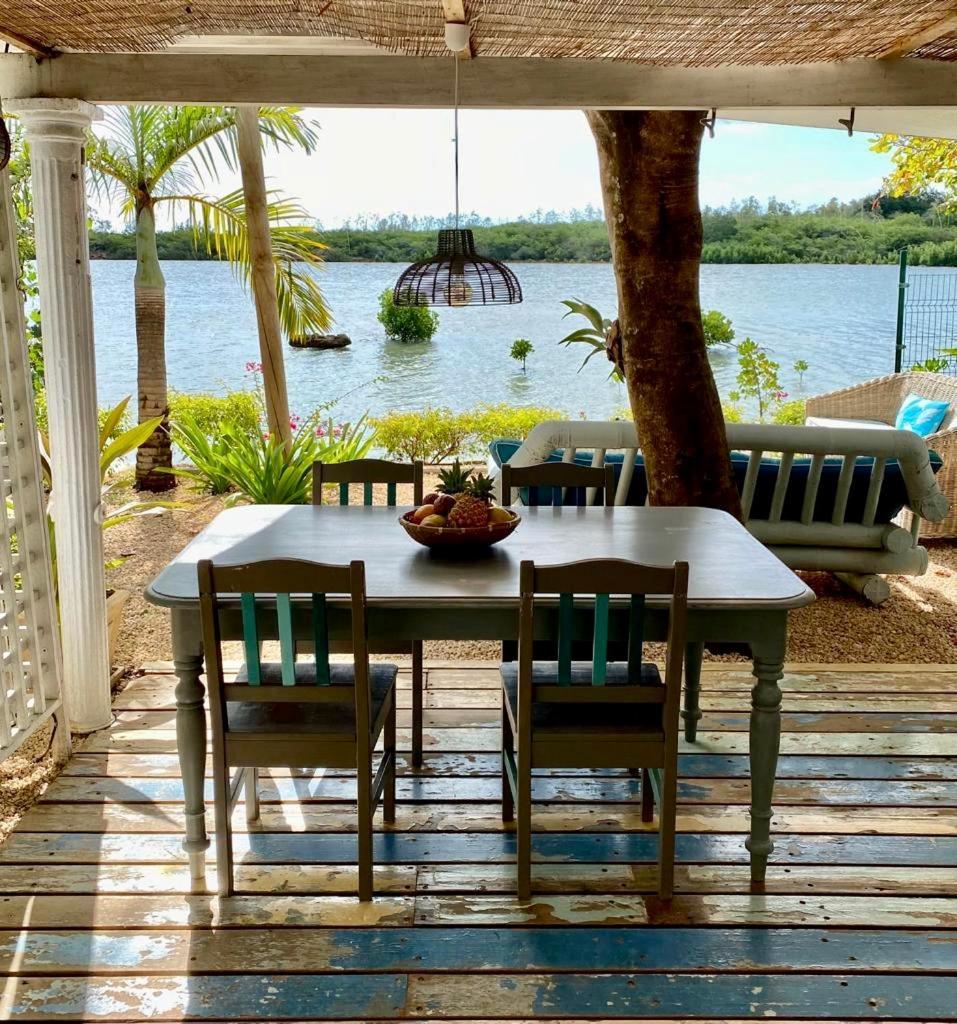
(501, 661), (664, 738)
(227, 661), (397, 736)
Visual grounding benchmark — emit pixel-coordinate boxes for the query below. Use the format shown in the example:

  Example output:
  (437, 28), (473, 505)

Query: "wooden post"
(587, 110), (742, 515)
(234, 105), (291, 450)
(7, 97), (112, 733)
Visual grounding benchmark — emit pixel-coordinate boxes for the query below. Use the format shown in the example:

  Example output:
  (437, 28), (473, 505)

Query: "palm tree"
(86, 105), (331, 491)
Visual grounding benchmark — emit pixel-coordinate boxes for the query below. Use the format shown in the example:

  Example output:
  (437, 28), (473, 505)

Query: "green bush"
(721, 401), (743, 424)
(702, 310), (735, 347)
(377, 288), (439, 344)
(465, 403), (566, 447)
(372, 404), (567, 463)
(169, 390), (260, 436)
(34, 389), (133, 443)
(170, 409), (376, 504)
(772, 399), (807, 425)
(371, 408), (473, 463)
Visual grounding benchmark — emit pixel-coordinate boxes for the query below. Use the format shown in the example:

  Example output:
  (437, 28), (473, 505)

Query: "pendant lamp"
(393, 23), (522, 308)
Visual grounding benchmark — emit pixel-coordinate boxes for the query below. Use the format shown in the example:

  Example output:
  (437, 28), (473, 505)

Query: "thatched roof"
(3, 1), (957, 65)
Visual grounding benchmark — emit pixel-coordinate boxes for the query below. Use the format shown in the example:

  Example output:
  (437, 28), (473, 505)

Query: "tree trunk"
(133, 199), (174, 491)
(587, 110), (741, 516)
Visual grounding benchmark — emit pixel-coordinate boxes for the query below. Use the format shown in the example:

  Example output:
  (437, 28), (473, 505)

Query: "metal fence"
(895, 250), (957, 373)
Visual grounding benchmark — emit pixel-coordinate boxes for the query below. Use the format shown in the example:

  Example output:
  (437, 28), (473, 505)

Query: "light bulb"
(445, 278), (473, 307)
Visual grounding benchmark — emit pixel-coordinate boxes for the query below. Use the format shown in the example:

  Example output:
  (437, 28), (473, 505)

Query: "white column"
(7, 97), (111, 733)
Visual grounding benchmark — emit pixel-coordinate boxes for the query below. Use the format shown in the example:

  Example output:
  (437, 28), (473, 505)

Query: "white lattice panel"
(0, 153), (63, 758)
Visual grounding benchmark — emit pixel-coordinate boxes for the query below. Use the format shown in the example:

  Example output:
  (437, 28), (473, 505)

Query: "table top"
(145, 504), (814, 612)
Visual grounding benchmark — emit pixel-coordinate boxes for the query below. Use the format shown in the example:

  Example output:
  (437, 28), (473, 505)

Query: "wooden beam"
(441, 1), (472, 58)
(234, 105), (291, 452)
(878, 10), (957, 59)
(0, 27), (56, 59)
(1, 53), (956, 108)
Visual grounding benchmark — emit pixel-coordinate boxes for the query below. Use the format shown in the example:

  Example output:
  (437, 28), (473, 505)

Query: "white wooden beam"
(878, 11), (957, 59)
(1, 53), (956, 108)
(5, 97), (112, 735)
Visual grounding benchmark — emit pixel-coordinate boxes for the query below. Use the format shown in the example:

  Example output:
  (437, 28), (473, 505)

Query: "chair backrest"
(313, 458), (424, 506)
(197, 558), (371, 734)
(501, 460), (616, 507)
(518, 557), (688, 707)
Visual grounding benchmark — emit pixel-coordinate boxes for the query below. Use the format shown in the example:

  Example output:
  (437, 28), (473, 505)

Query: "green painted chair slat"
(386, 482), (397, 506)
(312, 593), (331, 686)
(276, 593), (296, 686)
(627, 594), (645, 679)
(557, 593), (574, 685)
(592, 593), (610, 685)
(363, 481), (374, 506)
(338, 482), (350, 506)
(240, 592), (261, 685)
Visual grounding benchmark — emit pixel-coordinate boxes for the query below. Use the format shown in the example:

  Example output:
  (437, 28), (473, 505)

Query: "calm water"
(89, 261), (921, 423)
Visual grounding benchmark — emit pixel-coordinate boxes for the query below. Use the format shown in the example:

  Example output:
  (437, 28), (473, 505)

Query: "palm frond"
(257, 107), (320, 155)
(156, 188), (331, 336)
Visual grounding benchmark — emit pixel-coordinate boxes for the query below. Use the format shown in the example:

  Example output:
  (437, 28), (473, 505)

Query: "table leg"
(172, 607), (210, 893)
(682, 642), (704, 742)
(746, 631), (785, 885)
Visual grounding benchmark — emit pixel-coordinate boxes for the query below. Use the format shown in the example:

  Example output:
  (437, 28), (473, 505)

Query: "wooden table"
(146, 504), (814, 893)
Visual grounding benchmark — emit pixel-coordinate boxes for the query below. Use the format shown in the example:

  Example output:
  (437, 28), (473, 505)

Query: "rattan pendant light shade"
(393, 24), (521, 309)
(394, 228), (522, 307)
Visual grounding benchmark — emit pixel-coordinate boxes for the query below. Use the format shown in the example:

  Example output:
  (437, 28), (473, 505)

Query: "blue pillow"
(895, 393), (950, 437)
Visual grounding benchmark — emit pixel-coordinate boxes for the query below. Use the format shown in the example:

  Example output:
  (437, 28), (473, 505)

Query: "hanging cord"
(452, 53), (461, 228)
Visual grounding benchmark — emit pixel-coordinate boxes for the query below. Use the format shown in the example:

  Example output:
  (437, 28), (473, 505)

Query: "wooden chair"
(313, 458), (426, 767)
(198, 557), (397, 901)
(501, 557), (688, 900)
(500, 460), (617, 507)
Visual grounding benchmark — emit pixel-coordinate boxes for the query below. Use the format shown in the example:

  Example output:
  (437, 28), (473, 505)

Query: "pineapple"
(437, 459), (472, 497)
(448, 492), (490, 528)
(467, 472), (495, 505)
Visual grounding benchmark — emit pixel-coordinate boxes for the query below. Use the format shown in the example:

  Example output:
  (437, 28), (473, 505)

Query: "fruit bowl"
(399, 508), (521, 549)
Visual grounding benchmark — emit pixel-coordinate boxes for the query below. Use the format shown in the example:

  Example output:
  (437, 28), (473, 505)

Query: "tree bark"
(587, 110), (741, 516)
(133, 199), (175, 491)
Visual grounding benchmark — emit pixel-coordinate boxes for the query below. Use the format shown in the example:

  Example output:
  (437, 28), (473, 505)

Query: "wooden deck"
(0, 661), (956, 1021)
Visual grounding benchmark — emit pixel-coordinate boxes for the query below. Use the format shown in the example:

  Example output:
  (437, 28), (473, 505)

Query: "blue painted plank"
(7, 973), (406, 1020)
(5, 928), (955, 973)
(704, 711), (957, 733)
(524, 973), (957, 1019)
(4, 832), (955, 866)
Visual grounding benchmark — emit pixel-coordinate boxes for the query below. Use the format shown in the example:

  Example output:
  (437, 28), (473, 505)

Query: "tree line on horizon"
(86, 190), (957, 266)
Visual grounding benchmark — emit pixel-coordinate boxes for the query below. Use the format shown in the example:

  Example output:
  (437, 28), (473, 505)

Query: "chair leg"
(245, 767), (260, 823)
(213, 761), (234, 897)
(411, 640), (424, 769)
(501, 695), (514, 824)
(384, 696), (397, 825)
(683, 642), (704, 743)
(657, 765), (678, 899)
(640, 767), (654, 823)
(517, 744), (532, 901)
(357, 759), (374, 901)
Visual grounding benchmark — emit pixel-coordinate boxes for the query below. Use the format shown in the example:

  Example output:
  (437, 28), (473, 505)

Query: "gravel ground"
(103, 474), (957, 668)
(0, 722), (66, 843)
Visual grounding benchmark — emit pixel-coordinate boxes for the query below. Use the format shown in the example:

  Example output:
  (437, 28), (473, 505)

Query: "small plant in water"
(793, 359), (809, 386)
(377, 288), (439, 344)
(509, 338), (534, 372)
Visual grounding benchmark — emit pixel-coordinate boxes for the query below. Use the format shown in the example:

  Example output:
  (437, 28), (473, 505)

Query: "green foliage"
(510, 338), (534, 371)
(371, 407), (473, 463)
(772, 399), (807, 425)
(911, 357), (952, 372)
(169, 409), (375, 504)
(721, 401), (743, 424)
(168, 390), (260, 436)
(871, 135), (957, 213)
(731, 339), (786, 423)
(377, 288), (439, 344)
(702, 310), (735, 347)
(372, 404), (567, 463)
(559, 298), (620, 381)
(793, 359), (809, 386)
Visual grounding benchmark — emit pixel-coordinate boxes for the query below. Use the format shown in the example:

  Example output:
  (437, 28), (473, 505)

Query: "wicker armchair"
(806, 373), (957, 539)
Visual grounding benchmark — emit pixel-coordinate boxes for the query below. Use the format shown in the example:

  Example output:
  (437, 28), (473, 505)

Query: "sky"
(95, 108), (894, 229)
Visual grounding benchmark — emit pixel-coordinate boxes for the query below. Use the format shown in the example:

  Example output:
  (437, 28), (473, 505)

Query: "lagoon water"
(89, 260), (927, 423)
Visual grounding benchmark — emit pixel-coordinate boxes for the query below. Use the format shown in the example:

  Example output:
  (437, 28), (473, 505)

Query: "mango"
(421, 514), (447, 527)
(412, 504), (435, 523)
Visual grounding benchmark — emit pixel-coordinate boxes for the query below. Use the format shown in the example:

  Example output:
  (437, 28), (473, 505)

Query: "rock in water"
(289, 333), (351, 350)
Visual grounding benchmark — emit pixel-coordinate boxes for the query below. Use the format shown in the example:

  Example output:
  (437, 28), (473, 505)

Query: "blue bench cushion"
(489, 439), (942, 525)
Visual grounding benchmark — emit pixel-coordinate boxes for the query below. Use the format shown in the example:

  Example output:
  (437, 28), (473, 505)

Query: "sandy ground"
(0, 722), (67, 844)
(103, 475), (957, 669)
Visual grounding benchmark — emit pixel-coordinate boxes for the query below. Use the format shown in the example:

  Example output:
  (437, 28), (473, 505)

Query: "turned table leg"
(172, 607), (210, 892)
(746, 630), (786, 885)
(682, 641), (704, 742)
